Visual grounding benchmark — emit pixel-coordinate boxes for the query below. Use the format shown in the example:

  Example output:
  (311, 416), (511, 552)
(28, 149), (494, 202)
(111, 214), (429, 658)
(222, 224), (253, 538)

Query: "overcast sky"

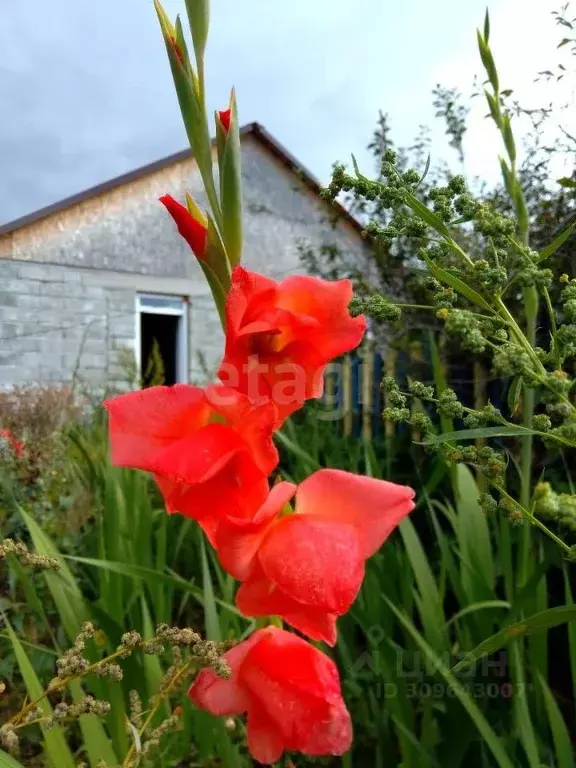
(0, 0), (572, 226)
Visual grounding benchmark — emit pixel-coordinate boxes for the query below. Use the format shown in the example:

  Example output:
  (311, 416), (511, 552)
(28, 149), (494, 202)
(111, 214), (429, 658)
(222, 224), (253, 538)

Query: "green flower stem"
(391, 302), (496, 323)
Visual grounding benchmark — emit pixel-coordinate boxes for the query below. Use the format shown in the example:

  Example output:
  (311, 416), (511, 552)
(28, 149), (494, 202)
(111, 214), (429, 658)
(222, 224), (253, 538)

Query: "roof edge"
(0, 122), (364, 238)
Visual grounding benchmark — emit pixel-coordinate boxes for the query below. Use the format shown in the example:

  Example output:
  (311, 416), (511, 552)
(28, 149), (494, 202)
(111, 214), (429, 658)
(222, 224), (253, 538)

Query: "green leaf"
(538, 673), (575, 768)
(275, 429), (320, 471)
(483, 9), (490, 41)
(484, 90), (500, 124)
(421, 253), (493, 311)
(445, 601), (511, 627)
(65, 556), (244, 617)
(423, 425), (539, 445)
(18, 506), (87, 641)
(563, 566), (576, 703)
(403, 190), (451, 239)
(174, 16), (194, 81)
(499, 156), (512, 195)
(537, 217), (576, 261)
(454, 465), (494, 597)
(69, 679), (118, 768)
(398, 517), (448, 651)
(384, 598), (515, 768)
(477, 32), (499, 92)
(507, 377), (522, 416)
(185, 0), (210, 64)
(501, 115), (516, 164)
(0, 750), (25, 767)
(557, 177), (576, 188)
(4, 618), (76, 768)
(200, 533), (220, 641)
(351, 153), (370, 182)
(452, 606), (576, 673)
(508, 642), (539, 767)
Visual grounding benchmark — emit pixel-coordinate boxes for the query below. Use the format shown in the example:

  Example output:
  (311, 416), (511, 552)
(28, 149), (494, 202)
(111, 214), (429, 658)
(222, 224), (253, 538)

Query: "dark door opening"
(140, 312), (179, 387)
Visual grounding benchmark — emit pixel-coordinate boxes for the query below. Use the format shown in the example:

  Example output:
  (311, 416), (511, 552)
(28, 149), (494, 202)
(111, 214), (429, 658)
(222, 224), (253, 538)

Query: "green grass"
(0, 405), (574, 767)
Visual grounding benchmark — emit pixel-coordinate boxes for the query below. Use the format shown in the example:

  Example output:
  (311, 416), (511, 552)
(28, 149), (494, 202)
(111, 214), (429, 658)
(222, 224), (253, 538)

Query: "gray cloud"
(1, 0), (517, 227)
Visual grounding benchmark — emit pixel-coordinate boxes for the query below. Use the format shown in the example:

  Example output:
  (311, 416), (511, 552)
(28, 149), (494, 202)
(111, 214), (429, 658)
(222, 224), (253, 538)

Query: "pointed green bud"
(185, 0), (210, 66)
(218, 89), (243, 267)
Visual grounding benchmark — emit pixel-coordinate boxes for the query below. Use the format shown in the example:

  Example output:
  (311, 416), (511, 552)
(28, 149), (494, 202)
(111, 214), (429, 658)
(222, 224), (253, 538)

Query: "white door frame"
(135, 293), (189, 384)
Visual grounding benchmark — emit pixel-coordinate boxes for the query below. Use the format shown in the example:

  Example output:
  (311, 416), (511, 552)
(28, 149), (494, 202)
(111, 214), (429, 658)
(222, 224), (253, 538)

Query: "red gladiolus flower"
(0, 428), (23, 457)
(160, 194), (208, 261)
(218, 108), (231, 133)
(104, 384), (278, 543)
(218, 267), (367, 426)
(189, 626), (352, 764)
(232, 470), (415, 645)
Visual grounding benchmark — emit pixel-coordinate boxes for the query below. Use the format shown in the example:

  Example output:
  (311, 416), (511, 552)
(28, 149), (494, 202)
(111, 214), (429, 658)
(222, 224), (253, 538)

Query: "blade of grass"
(7, 527), (118, 768)
(508, 642), (539, 767)
(200, 532), (220, 642)
(423, 426), (542, 444)
(65, 556), (244, 617)
(445, 601), (511, 627)
(452, 606), (576, 673)
(3, 618), (76, 768)
(383, 597), (515, 768)
(0, 750), (26, 767)
(454, 465), (495, 601)
(398, 517), (448, 651)
(275, 429), (320, 472)
(141, 596), (170, 721)
(18, 506), (87, 640)
(538, 672), (575, 768)
(563, 565), (576, 704)
(69, 679), (119, 768)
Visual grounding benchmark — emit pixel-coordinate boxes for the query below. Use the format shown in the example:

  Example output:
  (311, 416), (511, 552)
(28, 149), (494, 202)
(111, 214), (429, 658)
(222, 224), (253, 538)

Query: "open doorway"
(136, 295), (188, 386)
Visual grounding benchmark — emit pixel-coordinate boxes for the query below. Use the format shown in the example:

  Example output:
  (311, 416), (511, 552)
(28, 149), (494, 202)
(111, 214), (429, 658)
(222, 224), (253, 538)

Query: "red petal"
(245, 699), (285, 764)
(218, 268), (364, 427)
(277, 275), (366, 359)
(150, 423), (244, 484)
(219, 340), (327, 428)
(218, 108), (231, 133)
(259, 515), (364, 613)
(188, 630), (264, 716)
(300, 699), (352, 757)
(235, 562), (338, 645)
(215, 481), (296, 580)
(103, 385), (209, 471)
(160, 194), (207, 259)
(223, 266), (278, 340)
(239, 627), (351, 753)
(154, 450), (269, 540)
(204, 384), (278, 475)
(296, 469), (415, 558)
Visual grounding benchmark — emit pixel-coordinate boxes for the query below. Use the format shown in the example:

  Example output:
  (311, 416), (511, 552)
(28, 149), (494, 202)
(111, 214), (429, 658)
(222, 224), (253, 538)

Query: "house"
(0, 123), (368, 389)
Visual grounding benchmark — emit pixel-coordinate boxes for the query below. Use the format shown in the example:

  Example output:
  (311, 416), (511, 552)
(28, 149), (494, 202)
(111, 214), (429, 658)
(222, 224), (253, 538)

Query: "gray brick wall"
(0, 137), (368, 388)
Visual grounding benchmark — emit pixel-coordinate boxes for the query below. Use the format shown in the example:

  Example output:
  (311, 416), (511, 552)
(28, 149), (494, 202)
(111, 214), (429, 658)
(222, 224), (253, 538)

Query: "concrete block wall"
(0, 259), (221, 388)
